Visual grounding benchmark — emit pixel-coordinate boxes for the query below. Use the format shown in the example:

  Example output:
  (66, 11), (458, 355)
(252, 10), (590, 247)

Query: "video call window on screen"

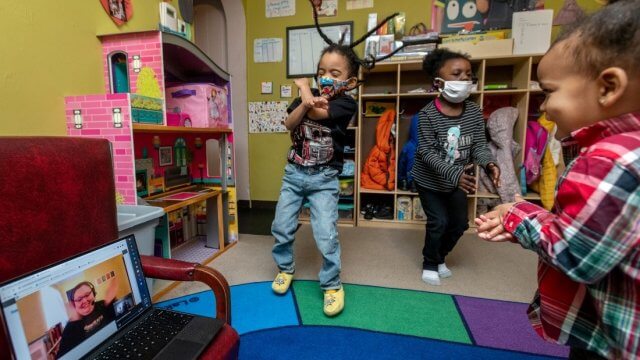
(1, 238), (149, 360)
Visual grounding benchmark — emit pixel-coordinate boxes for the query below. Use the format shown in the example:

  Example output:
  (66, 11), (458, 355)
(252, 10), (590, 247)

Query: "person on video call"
(56, 279), (118, 358)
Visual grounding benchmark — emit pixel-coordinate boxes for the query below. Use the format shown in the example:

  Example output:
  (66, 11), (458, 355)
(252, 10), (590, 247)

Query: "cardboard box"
(439, 38), (513, 58)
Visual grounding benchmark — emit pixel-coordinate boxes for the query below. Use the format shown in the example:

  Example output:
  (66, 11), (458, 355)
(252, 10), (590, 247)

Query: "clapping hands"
(474, 194), (524, 242)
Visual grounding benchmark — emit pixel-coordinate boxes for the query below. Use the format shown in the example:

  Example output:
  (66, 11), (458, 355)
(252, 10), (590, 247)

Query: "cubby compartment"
(361, 67), (397, 95)
(482, 92), (528, 151)
(358, 193), (395, 222)
(398, 69), (430, 94)
(483, 57), (531, 91)
(356, 55), (544, 229)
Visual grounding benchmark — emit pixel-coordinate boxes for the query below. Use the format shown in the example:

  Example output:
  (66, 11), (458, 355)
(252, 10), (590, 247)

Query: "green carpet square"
(293, 281), (471, 344)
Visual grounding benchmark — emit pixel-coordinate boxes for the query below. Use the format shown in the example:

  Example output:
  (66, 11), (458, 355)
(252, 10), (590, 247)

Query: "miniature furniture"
(0, 137), (239, 360)
(64, 30), (238, 269)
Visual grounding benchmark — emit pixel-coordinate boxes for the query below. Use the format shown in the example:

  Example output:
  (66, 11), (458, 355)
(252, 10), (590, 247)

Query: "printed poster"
(315, 0), (338, 16)
(346, 0), (373, 10)
(249, 101), (289, 133)
(254, 38), (283, 63)
(266, 0), (295, 18)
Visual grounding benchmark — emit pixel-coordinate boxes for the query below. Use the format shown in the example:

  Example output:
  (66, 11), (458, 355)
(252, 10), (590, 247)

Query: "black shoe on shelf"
(399, 179), (408, 191)
(373, 205), (393, 220)
(362, 203), (375, 220)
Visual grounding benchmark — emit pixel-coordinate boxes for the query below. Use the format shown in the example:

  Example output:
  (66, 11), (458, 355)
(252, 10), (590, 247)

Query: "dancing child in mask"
(411, 49), (501, 286)
(270, 42), (358, 317)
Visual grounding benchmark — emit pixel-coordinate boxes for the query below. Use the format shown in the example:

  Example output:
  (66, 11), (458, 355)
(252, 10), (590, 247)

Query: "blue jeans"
(272, 163), (341, 290)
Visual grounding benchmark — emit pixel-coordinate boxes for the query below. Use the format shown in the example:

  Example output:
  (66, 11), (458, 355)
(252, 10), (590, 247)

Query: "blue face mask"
(318, 76), (351, 98)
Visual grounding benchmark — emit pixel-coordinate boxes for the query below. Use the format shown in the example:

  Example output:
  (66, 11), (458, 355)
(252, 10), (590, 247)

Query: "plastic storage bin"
(117, 205), (165, 292)
(117, 205), (165, 257)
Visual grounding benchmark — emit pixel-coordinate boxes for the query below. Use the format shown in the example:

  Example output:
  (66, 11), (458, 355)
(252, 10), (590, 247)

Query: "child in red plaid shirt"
(476, 1), (640, 359)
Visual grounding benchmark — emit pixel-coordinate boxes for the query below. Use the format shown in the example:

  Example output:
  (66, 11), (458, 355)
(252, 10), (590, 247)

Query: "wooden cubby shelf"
(355, 54), (545, 229)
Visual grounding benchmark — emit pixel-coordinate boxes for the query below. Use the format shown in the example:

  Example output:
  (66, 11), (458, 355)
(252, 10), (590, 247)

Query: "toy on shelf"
(166, 112), (192, 127)
(166, 84), (229, 128)
(65, 30), (234, 205)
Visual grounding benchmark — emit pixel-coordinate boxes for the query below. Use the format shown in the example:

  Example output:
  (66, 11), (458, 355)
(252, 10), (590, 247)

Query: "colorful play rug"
(156, 281), (569, 359)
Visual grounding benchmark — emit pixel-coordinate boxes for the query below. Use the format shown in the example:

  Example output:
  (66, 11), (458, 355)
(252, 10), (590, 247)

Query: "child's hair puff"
(554, 0), (640, 78)
(422, 48), (471, 81)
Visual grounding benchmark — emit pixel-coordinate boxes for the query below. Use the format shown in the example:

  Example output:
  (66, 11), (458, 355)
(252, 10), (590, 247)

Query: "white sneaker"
(438, 263), (452, 278)
(421, 270), (441, 286)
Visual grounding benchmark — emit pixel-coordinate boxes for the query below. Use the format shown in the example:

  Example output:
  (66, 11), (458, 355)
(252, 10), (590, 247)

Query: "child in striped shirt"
(412, 49), (501, 286)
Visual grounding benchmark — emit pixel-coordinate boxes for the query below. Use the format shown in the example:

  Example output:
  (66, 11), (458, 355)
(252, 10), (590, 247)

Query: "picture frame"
(135, 169), (148, 197)
(261, 81), (273, 94)
(286, 21), (353, 78)
(159, 146), (173, 166)
(280, 85), (292, 98)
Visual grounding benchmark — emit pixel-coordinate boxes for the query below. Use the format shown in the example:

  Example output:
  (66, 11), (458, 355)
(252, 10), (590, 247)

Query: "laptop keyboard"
(92, 309), (194, 360)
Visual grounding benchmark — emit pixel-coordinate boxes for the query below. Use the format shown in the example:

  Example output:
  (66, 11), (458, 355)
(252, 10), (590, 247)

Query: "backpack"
(398, 114), (419, 185)
(524, 121), (548, 185)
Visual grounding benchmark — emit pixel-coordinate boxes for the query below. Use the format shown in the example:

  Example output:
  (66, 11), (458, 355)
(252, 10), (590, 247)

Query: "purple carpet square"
(455, 296), (569, 358)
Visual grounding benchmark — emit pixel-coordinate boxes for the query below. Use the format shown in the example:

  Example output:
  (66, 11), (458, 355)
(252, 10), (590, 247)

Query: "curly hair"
(553, 0), (640, 78)
(318, 43), (362, 78)
(421, 48), (471, 81)
(309, 0), (439, 77)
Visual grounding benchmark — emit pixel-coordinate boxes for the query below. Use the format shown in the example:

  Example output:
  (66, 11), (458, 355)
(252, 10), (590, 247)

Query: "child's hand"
(475, 214), (513, 241)
(312, 96), (329, 110)
(487, 163), (501, 188)
(475, 202), (516, 241)
(458, 164), (477, 194)
(294, 78), (310, 90)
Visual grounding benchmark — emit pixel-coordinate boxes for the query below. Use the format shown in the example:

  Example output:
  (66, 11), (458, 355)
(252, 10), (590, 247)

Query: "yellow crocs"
(272, 272), (294, 294)
(323, 287), (345, 317)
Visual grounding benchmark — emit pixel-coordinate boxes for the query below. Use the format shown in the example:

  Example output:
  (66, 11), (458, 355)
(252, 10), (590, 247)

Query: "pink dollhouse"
(64, 31), (234, 205)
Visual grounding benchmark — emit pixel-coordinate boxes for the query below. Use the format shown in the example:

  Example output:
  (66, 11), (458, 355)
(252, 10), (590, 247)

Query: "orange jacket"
(361, 110), (396, 191)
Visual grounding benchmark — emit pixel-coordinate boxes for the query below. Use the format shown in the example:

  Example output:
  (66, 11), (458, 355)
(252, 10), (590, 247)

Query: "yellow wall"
(0, 0), (164, 136)
(0, 0), (603, 201)
(245, 0), (601, 201)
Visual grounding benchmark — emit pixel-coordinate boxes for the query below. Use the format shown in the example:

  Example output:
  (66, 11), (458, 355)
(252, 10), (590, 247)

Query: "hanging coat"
(361, 110), (396, 191)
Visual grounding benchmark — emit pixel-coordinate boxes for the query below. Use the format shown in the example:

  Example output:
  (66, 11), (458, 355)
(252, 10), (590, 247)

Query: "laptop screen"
(0, 235), (152, 360)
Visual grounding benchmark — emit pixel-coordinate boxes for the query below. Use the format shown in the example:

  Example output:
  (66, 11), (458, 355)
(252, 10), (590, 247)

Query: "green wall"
(245, 0), (601, 201)
(0, 0), (165, 136)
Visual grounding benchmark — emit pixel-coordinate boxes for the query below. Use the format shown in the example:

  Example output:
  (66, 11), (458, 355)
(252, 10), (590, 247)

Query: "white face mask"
(435, 78), (476, 103)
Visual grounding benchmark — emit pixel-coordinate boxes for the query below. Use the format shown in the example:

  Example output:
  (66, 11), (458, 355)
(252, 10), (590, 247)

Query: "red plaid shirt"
(503, 112), (640, 359)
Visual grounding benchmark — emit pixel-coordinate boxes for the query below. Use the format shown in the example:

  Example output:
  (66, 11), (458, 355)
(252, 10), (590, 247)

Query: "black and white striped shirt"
(411, 99), (495, 192)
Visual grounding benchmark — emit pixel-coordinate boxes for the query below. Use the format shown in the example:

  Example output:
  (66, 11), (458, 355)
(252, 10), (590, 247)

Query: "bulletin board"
(286, 22), (353, 78)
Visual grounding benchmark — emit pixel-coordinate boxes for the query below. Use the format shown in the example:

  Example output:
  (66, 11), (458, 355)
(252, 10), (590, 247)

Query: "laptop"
(0, 235), (223, 360)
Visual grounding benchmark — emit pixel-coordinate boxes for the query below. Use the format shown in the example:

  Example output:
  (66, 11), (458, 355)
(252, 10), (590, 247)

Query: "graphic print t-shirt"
(57, 300), (117, 357)
(287, 89), (357, 172)
(411, 99), (495, 192)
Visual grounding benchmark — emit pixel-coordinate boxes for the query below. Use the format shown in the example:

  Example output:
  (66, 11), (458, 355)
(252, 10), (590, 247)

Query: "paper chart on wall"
(288, 23), (352, 77)
(254, 38), (283, 63)
(266, 0), (295, 18)
(512, 10), (553, 55)
(346, 0), (374, 10)
(249, 101), (289, 133)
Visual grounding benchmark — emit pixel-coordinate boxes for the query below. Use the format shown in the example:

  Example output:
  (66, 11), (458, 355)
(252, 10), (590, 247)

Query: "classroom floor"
(157, 206), (540, 303)
(154, 207), (566, 358)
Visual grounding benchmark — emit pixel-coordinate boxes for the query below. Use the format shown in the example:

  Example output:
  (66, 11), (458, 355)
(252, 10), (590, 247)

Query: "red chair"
(0, 137), (239, 359)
